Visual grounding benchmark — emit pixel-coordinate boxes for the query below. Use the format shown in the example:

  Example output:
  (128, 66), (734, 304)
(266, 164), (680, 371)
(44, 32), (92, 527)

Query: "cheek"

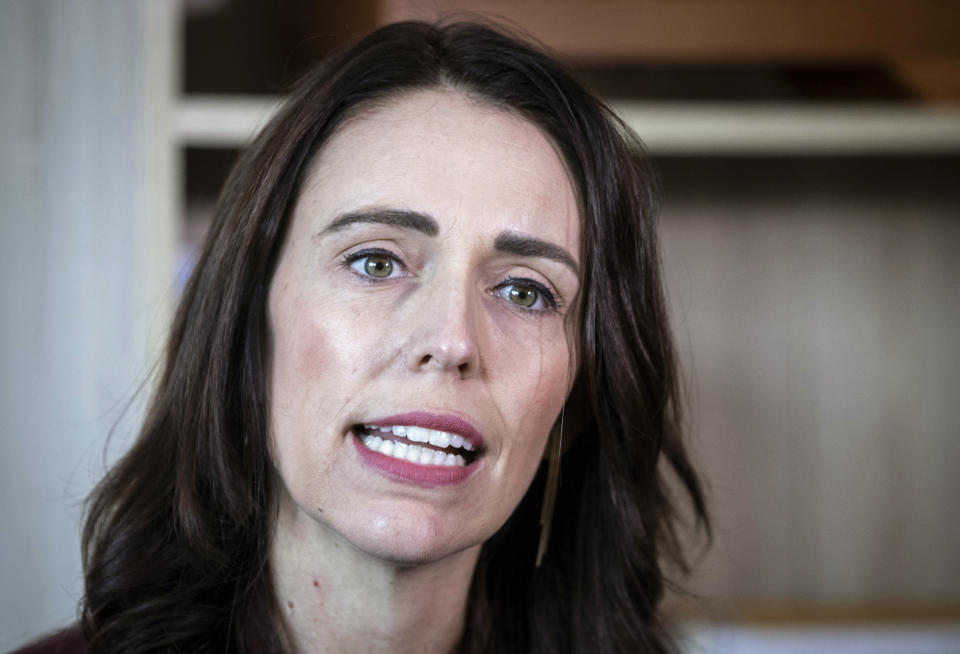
(495, 328), (572, 484)
(267, 283), (378, 474)
(270, 293), (328, 422)
(271, 287), (378, 404)
(502, 322), (572, 419)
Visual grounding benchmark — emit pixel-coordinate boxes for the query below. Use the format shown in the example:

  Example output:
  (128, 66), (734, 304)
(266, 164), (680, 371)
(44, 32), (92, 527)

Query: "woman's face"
(267, 89), (580, 563)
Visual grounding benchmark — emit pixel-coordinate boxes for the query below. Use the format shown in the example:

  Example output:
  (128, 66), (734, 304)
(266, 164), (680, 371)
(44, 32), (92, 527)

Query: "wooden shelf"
(176, 95), (960, 154)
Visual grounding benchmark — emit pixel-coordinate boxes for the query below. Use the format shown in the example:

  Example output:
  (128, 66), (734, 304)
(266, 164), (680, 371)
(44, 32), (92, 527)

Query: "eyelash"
(340, 249), (562, 314)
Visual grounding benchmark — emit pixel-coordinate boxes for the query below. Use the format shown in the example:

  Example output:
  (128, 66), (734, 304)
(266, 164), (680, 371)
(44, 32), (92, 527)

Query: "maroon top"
(9, 626), (86, 654)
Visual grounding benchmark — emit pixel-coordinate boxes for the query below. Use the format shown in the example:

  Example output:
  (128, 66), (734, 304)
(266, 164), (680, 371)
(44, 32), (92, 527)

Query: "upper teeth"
(361, 433), (466, 467)
(365, 424), (473, 451)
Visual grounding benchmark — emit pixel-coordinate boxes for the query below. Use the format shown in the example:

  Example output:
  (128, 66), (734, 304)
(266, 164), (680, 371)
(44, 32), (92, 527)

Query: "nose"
(403, 277), (481, 378)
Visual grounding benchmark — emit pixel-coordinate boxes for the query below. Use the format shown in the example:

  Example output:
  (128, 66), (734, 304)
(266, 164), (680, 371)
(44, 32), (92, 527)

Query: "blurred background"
(2, 0), (959, 651)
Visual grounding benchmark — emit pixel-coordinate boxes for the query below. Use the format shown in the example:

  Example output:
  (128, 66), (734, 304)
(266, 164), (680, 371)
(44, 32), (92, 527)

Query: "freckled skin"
(267, 89), (581, 652)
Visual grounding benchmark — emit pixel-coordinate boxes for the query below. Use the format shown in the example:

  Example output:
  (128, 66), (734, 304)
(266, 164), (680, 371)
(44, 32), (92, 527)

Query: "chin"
(342, 510), (482, 566)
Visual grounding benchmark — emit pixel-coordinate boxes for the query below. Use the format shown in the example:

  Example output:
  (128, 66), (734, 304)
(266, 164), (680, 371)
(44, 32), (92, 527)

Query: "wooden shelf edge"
(613, 101), (960, 155)
(175, 96), (284, 148)
(176, 96), (960, 154)
(664, 600), (960, 626)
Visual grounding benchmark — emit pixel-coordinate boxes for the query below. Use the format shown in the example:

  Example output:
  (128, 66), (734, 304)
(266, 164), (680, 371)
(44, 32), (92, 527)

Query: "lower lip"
(352, 432), (478, 488)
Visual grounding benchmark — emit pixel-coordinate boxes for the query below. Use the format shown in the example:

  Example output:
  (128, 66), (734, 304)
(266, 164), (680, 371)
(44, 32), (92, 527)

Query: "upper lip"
(361, 411), (484, 450)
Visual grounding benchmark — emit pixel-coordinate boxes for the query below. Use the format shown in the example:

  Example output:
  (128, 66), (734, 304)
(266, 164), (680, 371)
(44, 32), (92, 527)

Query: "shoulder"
(9, 625), (86, 654)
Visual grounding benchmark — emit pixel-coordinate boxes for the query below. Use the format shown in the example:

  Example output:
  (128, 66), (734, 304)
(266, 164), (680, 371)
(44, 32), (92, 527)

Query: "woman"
(20, 19), (707, 654)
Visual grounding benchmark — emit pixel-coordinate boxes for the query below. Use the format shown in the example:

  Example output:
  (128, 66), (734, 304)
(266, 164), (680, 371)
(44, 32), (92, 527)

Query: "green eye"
(495, 278), (557, 313)
(364, 255), (393, 278)
(508, 285), (538, 307)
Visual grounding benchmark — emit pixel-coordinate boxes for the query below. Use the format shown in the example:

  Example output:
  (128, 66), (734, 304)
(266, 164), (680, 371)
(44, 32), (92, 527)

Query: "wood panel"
(656, 156), (960, 612)
(893, 56), (960, 103)
(378, 1), (960, 62)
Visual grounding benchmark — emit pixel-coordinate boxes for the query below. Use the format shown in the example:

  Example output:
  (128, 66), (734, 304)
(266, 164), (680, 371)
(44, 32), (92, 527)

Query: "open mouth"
(354, 423), (480, 467)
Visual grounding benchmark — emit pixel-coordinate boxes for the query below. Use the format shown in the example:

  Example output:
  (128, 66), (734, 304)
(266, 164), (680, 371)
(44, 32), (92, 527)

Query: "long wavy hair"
(81, 19), (709, 653)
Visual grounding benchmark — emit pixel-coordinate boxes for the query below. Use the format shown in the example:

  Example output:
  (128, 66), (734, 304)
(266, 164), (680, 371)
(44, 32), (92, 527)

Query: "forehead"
(295, 88), (580, 256)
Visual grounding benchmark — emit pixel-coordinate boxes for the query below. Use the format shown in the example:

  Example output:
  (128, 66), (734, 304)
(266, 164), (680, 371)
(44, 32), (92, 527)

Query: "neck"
(270, 493), (481, 654)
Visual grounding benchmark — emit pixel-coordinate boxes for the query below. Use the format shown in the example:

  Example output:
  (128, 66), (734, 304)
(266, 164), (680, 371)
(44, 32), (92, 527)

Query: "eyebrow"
(318, 208), (578, 274)
(320, 209), (439, 237)
(494, 231), (579, 275)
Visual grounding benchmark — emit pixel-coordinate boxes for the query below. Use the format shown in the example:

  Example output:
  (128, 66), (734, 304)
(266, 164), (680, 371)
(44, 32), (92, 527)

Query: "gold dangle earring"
(536, 406), (563, 567)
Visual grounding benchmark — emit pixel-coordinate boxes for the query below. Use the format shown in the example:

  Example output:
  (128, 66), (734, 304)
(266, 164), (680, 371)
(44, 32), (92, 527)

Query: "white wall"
(0, 1), (174, 648)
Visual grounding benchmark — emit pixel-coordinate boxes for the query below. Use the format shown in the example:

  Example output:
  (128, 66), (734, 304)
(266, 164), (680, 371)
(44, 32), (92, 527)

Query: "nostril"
(407, 338), (478, 375)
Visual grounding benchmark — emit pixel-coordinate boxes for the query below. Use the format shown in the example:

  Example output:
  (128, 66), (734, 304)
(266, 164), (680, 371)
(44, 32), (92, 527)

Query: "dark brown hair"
(81, 20), (708, 653)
